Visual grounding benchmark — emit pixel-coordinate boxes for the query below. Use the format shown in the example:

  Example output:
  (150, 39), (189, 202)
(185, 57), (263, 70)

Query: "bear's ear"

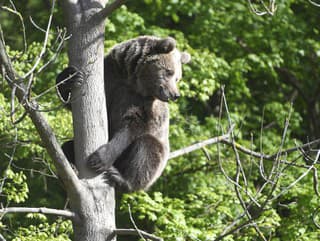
(152, 37), (176, 54)
(181, 52), (191, 64)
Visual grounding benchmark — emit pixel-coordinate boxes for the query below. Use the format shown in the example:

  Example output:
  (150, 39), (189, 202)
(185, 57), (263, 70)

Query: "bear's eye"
(165, 69), (174, 76)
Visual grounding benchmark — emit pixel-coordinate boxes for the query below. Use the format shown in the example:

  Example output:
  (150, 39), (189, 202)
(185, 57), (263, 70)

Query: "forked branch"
(0, 21), (80, 199)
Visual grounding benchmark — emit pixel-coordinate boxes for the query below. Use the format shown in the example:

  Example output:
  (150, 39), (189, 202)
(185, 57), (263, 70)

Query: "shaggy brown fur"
(56, 36), (190, 192)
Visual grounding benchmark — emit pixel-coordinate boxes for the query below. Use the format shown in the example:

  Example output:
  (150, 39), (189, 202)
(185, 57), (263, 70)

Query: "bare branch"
(221, 88), (266, 241)
(114, 229), (163, 241)
(309, 0), (320, 7)
(0, 20), (81, 200)
(1, 2), (27, 54)
(168, 125), (234, 160)
(0, 128), (18, 194)
(30, 16), (46, 33)
(115, 205), (167, 241)
(313, 207), (320, 229)
(128, 204), (147, 241)
(36, 28), (69, 74)
(222, 87), (248, 186)
(215, 220), (257, 241)
(94, 0), (126, 22)
(22, 0), (55, 79)
(10, 161), (58, 179)
(220, 138), (320, 162)
(271, 149), (320, 201)
(247, 0), (277, 15)
(312, 167), (319, 196)
(0, 234), (6, 241)
(0, 207), (75, 219)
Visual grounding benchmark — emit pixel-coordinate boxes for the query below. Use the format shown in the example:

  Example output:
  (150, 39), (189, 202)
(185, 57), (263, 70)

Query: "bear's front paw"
(56, 66), (84, 103)
(87, 151), (107, 173)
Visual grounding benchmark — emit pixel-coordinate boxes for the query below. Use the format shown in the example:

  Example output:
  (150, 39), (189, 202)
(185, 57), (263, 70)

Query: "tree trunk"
(62, 1), (115, 240)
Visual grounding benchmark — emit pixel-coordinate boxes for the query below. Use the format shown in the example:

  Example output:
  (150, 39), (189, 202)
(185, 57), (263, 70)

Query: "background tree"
(0, 0), (320, 241)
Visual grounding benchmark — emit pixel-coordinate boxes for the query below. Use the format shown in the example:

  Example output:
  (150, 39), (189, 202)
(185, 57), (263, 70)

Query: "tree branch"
(0, 26), (81, 200)
(0, 234), (6, 241)
(221, 138), (320, 161)
(309, 0), (320, 7)
(168, 125), (234, 159)
(1, 3), (27, 54)
(128, 204), (147, 241)
(168, 123), (320, 164)
(22, 0), (55, 79)
(114, 229), (163, 241)
(0, 207), (75, 219)
(247, 0), (277, 16)
(94, 0), (126, 22)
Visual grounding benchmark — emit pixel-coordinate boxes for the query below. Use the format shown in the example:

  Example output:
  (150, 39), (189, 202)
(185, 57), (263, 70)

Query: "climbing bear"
(56, 36), (190, 192)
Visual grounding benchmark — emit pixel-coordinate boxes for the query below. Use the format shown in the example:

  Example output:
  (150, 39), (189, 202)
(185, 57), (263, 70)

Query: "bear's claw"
(87, 151), (106, 173)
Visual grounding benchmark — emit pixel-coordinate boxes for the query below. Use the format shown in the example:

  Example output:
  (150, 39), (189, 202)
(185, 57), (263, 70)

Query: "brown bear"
(56, 36), (190, 192)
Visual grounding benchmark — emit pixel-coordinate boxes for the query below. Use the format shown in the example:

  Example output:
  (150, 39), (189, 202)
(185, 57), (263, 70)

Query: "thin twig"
(216, 87), (260, 207)
(0, 128), (18, 194)
(312, 167), (319, 196)
(30, 16), (46, 33)
(10, 162), (58, 179)
(247, 0), (277, 15)
(220, 212), (246, 237)
(219, 138), (320, 162)
(313, 207), (320, 229)
(1, 3), (27, 54)
(22, 0), (55, 79)
(0, 14), (80, 198)
(268, 138), (320, 159)
(259, 107), (267, 180)
(222, 87), (248, 187)
(260, 106), (293, 207)
(128, 204), (147, 241)
(114, 229), (163, 241)
(35, 28), (68, 74)
(215, 220), (256, 241)
(222, 88), (266, 241)
(271, 149), (320, 201)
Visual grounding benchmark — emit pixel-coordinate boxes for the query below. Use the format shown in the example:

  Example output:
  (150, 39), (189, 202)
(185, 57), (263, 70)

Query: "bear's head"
(136, 37), (191, 102)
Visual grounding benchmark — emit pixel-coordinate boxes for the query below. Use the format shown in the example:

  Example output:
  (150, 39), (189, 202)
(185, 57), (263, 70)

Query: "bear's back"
(103, 36), (177, 142)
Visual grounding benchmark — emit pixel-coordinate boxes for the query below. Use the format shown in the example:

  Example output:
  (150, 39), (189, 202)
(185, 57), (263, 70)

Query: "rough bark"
(62, 1), (115, 240)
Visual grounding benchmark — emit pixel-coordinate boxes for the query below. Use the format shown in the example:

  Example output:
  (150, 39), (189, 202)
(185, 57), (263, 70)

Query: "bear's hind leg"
(113, 134), (167, 191)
